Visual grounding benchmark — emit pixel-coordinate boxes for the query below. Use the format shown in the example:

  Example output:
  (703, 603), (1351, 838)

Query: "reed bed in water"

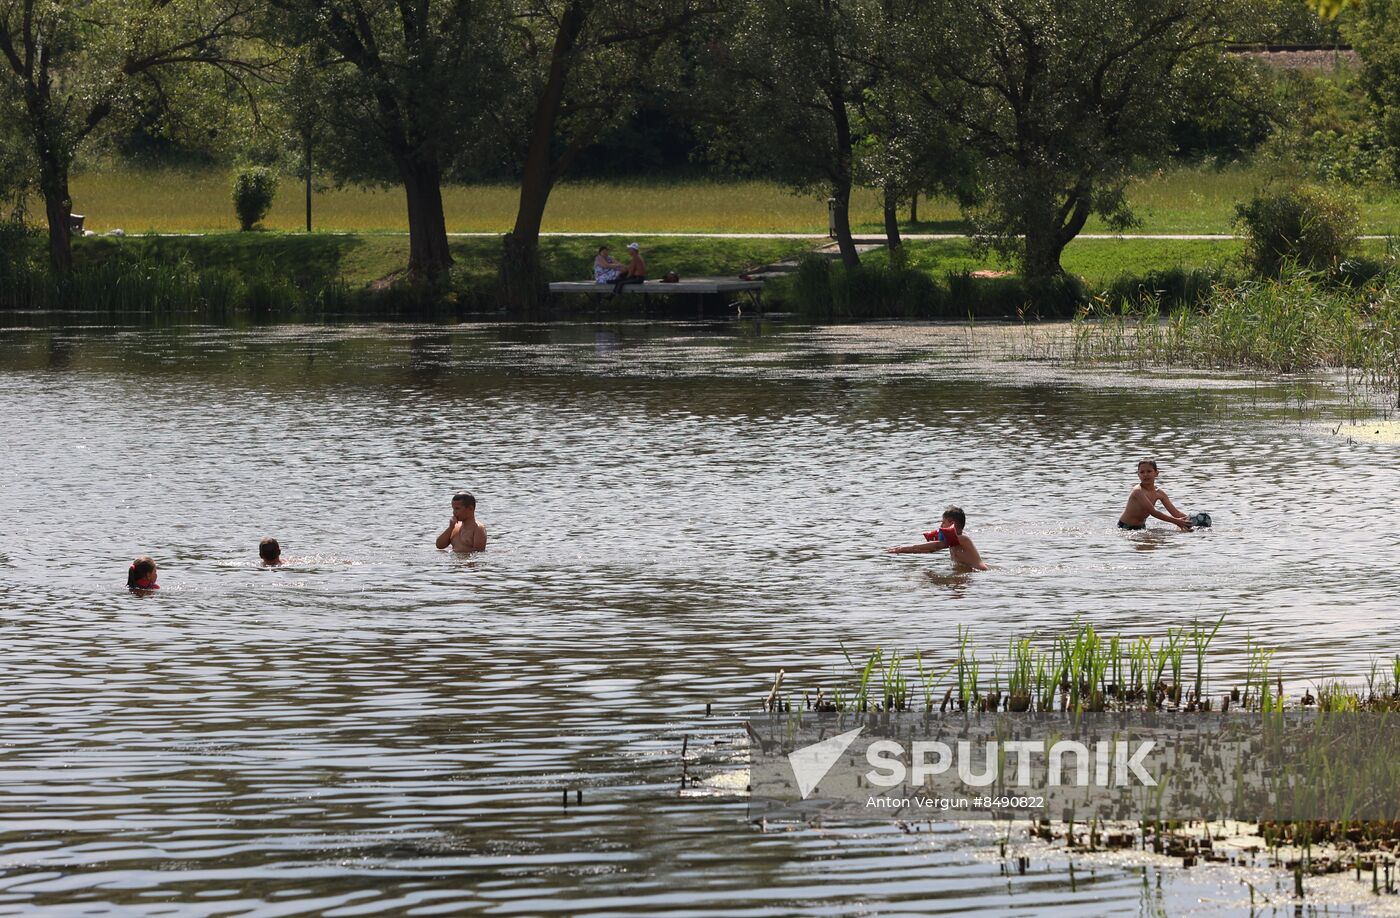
(781, 620), (1400, 716)
(1070, 268), (1400, 392)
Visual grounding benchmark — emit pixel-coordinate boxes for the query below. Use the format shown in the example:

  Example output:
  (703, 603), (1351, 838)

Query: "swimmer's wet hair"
(452, 492), (477, 507)
(128, 555), (156, 590)
(942, 506), (967, 530)
(259, 537), (280, 561)
(1138, 459), (1159, 471)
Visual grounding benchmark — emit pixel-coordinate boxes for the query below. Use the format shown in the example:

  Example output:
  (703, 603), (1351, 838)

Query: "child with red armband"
(127, 556), (160, 591)
(886, 506), (988, 570)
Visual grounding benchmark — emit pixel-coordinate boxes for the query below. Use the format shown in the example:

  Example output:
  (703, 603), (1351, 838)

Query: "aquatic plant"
(808, 623), (1400, 716)
(1071, 267), (1400, 395)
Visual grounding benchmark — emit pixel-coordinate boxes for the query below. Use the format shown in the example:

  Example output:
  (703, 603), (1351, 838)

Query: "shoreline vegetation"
(750, 622), (1400, 901)
(3, 231), (1399, 395)
(3, 167), (1400, 393)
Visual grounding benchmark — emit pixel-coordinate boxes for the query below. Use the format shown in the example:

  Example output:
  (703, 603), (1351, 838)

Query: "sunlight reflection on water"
(0, 318), (1394, 914)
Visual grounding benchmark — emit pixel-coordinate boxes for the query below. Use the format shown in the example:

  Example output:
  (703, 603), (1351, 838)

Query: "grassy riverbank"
(0, 230), (1282, 317)
(6, 234), (1400, 395)
(65, 162), (1400, 235)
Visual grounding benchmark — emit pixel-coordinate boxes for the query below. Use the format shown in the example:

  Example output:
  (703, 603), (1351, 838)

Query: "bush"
(793, 255), (834, 316)
(1101, 266), (1227, 311)
(1234, 185), (1360, 278)
(232, 167), (279, 231)
(792, 256), (948, 319)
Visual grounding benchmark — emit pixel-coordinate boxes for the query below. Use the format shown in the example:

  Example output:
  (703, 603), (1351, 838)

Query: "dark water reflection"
(0, 319), (1393, 914)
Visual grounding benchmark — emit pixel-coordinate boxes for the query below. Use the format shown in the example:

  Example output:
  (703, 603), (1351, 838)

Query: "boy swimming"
(886, 506), (988, 571)
(259, 538), (283, 566)
(436, 491), (488, 553)
(1119, 460), (1193, 531)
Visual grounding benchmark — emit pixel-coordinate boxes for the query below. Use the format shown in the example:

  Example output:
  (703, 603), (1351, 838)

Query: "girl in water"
(127, 556), (160, 591)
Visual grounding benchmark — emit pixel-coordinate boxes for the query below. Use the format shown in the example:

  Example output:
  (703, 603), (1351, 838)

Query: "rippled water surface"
(1, 318), (1396, 915)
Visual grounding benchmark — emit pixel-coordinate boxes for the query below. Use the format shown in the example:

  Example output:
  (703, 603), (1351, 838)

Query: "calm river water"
(1, 317), (1396, 915)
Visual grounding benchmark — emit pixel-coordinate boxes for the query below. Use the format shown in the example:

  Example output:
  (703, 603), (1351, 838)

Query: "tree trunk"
(498, 232), (545, 311)
(1020, 181), (1066, 281)
(1022, 229), (1066, 281)
(304, 131), (313, 233)
(498, 141), (556, 308)
(828, 84), (860, 269)
(496, 0), (591, 310)
(830, 184), (860, 268)
(909, 191), (919, 224)
(1022, 184), (1093, 282)
(400, 157), (452, 279)
(39, 157), (73, 274)
(883, 185), (902, 252)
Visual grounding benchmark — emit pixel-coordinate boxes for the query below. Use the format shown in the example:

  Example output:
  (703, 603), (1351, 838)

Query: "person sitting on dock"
(1118, 460), (1193, 531)
(886, 506), (988, 570)
(613, 242), (647, 295)
(594, 246), (625, 284)
(436, 491), (487, 553)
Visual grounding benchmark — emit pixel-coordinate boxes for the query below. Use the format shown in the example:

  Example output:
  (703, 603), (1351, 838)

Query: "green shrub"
(1101, 266), (1226, 311)
(793, 255), (834, 316)
(232, 167), (279, 231)
(0, 221), (42, 307)
(793, 258), (947, 319)
(1234, 185), (1360, 278)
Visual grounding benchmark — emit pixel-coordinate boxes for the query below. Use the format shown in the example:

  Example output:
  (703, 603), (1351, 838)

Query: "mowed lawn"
(69, 163), (1400, 236)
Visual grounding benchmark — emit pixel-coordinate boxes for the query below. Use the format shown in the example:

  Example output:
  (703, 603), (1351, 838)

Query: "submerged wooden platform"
(549, 277), (765, 297)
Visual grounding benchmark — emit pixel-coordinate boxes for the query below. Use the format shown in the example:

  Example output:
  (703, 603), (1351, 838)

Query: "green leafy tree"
(232, 165), (278, 230)
(903, 0), (1239, 280)
(0, 92), (32, 219)
(705, 0), (878, 268)
(494, 0), (712, 308)
(1310, 0), (1355, 16)
(266, 0), (508, 280)
(0, 0), (262, 271)
(853, 80), (972, 253)
(1350, 0), (1400, 183)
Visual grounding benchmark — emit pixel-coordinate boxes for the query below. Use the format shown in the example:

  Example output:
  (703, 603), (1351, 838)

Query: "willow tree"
(904, 0), (1240, 280)
(704, 0), (882, 268)
(0, 0), (261, 271)
(494, 0), (713, 308)
(267, 0), (507, 280)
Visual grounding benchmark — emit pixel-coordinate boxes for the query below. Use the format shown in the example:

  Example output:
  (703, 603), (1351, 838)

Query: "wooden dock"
(548, 277), (765, 311)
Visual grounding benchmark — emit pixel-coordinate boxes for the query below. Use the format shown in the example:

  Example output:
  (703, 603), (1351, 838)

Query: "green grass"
(68, 169), (858, 235)
(875, 238), (1247, 284)
(67, 162), (1400, 236)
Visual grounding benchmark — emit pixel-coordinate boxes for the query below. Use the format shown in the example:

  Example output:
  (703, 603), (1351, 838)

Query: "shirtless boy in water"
(436, 492), (488, 552)
(1119, 460), (1192, 531)
(886, 506), (988, 571)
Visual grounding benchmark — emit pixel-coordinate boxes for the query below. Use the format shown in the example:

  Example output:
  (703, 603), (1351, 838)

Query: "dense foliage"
(1234, 185), (1360, 276)
(232, 167), (279, 231)
(5, 0), (1400, 298)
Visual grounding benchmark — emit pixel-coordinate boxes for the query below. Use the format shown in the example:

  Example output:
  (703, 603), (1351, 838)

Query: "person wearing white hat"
(613, 242), (647, 295)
